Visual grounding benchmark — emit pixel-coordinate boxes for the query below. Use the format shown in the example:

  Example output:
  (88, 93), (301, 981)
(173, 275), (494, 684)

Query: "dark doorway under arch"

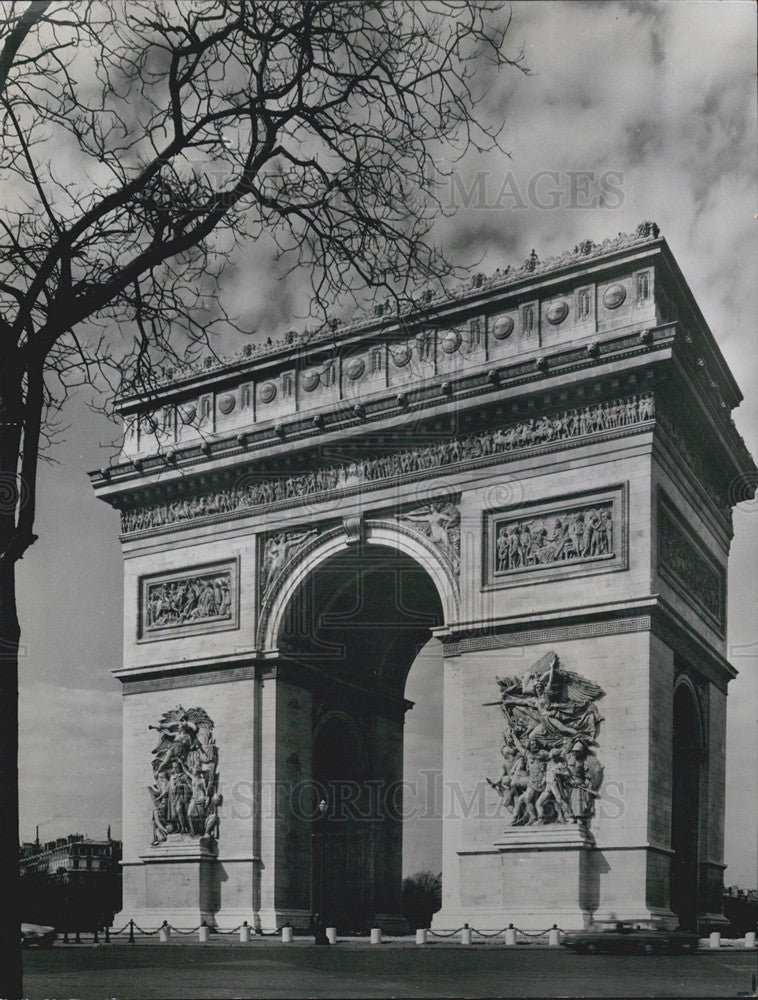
(312, 714), (371, 930)
(670, 683), (702, 931)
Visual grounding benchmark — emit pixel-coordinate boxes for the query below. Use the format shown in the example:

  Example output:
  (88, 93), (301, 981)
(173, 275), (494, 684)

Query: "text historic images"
(139, 562), (238, 640)
(486, 652), (605, 828)
(121, 392), (654, 533)
(658, 497), (725, 632)
(147, 706), (222, 845)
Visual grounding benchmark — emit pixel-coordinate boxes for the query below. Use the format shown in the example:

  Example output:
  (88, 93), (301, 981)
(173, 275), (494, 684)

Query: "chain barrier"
(100, 921), (564, 941)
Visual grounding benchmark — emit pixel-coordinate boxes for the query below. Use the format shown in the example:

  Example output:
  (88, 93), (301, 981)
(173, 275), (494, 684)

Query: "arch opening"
(277, 540), (445, 931)
(277, 542), (444, 694)
(670, 682), (703, 931)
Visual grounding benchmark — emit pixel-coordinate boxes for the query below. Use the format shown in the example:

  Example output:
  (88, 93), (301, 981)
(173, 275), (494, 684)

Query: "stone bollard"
(548, 926), (561, 947)
(461, 925), (472, 946)
(159, 922), (171, 943)
(709, 931), (721, 949)
(282, 926), (294, 944)
(198, 924), (210, 943)
(745, 931), (756, 949)
(505, 925), (517, 947)
(370, 927), (382, 945)
(240, 922), (251, 944)
(416, 928), (428, 946)
(326, 927), (337, 945)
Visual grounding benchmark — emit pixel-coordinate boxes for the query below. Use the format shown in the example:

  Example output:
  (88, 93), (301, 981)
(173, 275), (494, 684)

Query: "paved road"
(22, 943), (758, 999)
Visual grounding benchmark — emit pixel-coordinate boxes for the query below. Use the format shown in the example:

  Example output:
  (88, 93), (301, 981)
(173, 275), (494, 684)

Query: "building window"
(636, 271), (650, 304)
(577, 288), (591, 320)
(282, 372), (293, 398)
(322, 363), (335, 387)
(200, 395), (212, 420)
(240, 384), (251, 409)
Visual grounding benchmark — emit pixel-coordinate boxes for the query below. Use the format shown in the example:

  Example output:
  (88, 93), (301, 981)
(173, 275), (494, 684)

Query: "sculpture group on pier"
(486, 652), (605, 827)
(147, 707), (222, 845)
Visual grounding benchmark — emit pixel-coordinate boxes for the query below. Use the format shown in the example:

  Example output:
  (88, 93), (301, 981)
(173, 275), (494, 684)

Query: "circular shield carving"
(441, 331), (461, 354)
(259, 381), (277, 404)
(492, 316), (514, 340)
(391, 345), (411, 367)
(180, 405), (197, 425)
(603, 284), (626, 309)
(301, 370), (319, 392)
(546, 300), (569, 325)
(346, 357), (365, 380)
(218, 393), (236, 415)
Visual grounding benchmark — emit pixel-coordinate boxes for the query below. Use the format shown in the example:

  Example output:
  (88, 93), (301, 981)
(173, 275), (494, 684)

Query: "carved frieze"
(398, 498), (461, 574)
(139, 562), (238, 640)
(486, 652), (605, 828)
(121, 392), (653, 534)
(484, 486), (627, 589)
(658, 494), (725, 632)
(147, 706), (221, 845)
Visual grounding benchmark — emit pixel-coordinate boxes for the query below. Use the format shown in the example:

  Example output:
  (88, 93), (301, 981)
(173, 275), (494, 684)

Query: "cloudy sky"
(17, 1), (757, 888)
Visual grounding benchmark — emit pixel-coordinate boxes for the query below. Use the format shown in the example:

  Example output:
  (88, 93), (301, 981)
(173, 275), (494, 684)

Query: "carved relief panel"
(657, 491), (725, 634)
(397, 496), (461, 575)
(483, 485), (628, 589)
(138, 560), (239, 640)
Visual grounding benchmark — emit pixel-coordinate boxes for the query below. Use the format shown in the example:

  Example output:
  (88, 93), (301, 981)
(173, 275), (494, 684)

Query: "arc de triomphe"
(92, 223), (754, 933)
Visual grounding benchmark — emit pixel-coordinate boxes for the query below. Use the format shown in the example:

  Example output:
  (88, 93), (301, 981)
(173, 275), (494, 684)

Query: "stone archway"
(266, 526), (448, 930)
(670, 679), (704, 931)
(258, 519), (459, 655)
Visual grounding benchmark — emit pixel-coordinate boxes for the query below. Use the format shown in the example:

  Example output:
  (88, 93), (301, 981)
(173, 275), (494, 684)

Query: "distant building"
(723, 885), (758, 935)
(20, 827), (121, 876)
(19, 827), (123, 929)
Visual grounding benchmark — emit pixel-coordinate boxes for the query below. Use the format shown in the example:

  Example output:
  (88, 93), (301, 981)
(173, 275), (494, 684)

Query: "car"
(21, 923), (57, 948)
(563, 919), (700, 955)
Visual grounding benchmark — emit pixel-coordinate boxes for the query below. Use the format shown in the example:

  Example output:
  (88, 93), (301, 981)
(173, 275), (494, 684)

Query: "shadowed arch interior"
(670, 682), (703, 931)
(277, 542), (444, 696)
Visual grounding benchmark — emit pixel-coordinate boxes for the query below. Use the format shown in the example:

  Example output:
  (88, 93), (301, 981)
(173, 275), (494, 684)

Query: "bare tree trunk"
(0, 366), (23, 997)
(0, 556), (21, 998)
